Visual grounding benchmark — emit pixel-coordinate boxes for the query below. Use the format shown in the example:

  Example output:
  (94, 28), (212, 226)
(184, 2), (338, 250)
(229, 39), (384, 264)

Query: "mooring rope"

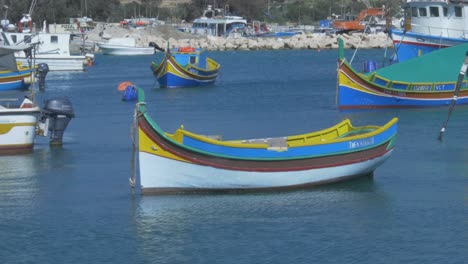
(129, 102), (146, 189)
(348, 20), (373, 65)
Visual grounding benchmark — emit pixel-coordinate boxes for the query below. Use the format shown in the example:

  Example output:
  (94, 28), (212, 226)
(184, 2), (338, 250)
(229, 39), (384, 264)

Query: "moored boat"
(0, 44), (34, 91)
(191, 5), (247, 37)
(96, 38), (156, 56)
(391, 0), (468, 62)
(0, 97), (41, 154)
(150, 46), (220, 88)
(133, 88), (398, 194)
(1, 22), (94, 71)
(337, 38), (468, 109)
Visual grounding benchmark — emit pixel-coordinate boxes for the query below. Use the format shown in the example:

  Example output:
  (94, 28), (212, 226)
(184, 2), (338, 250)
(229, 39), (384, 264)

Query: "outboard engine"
(36, 63), (49, 90)
(41, 98), (75, 145)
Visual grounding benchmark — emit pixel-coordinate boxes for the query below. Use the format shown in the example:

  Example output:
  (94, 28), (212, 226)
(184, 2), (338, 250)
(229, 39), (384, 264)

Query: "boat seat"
(201, 134), (222, 141)
(242, 137), (288, 151)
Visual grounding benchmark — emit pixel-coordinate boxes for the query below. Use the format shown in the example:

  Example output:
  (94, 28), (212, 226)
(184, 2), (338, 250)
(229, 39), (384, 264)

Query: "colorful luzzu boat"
(150, 46), (220, 88)
(0, 45), (34, 91)
(132, 88), (398, 194)
(0, 65), (32, 91)
(337, 38), (468, 109)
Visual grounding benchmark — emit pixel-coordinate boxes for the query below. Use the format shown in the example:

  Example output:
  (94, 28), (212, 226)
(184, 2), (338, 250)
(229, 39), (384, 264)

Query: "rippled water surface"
(0, 49), (466, 264)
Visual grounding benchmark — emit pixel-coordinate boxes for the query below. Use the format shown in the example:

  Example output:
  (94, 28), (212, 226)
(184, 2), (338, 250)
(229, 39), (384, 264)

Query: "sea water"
(0, 49), (466, 264)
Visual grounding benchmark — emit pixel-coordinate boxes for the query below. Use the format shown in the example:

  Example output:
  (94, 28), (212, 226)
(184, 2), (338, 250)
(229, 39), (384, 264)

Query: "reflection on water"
(132, 175), (392, 262)
(0, 147), (75, 209)
(0, 153), (37, 190)
(0, 152), (41, 217)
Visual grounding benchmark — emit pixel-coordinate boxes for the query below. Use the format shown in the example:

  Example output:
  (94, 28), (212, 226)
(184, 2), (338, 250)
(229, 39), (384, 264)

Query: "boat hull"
(16, 56), (86, 71)
(0, 108), (40, 154)
(337, 66), (468, 109)
(97, 43), (155, 56)
(391, 29), (468, 62)
(139, 150), (393, 194)
(152, 53), (219, 88)
(0, 69), (32, 91)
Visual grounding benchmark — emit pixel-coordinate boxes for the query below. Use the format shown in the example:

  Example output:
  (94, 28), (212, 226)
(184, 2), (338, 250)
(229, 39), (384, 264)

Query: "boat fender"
(363, 60), (377, 73)
(118, 81), (135, 91)
(122, 85), (138, 101)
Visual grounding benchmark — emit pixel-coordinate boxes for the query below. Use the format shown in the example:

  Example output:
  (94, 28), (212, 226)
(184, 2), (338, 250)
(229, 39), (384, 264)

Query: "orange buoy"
(118, 81), (134, 91)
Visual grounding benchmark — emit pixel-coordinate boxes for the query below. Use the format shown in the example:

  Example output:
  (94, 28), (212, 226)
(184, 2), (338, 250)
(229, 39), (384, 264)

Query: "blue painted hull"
(391, 29), (468, 62)
(0, 80), (30, 91)
(151, 48), (220, 88)
(0, 70), (31, 91)
(338, 84), (468, 108)
(157, 72), (216, 88)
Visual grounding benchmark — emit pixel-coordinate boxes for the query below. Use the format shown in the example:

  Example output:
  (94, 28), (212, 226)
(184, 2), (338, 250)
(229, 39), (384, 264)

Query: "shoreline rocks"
(86, 23), (393, 52)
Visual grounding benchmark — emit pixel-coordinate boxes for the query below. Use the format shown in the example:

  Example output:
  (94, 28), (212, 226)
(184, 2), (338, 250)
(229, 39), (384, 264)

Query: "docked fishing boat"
(150, 46), (220, 88)
(132, 88), (398, 194)
(0, 96), (41, 154)
(191, 5), (247, 37)
(96, 38), (155, 56)
(1, 29), (93, 71)
(337, 38), (468, 109)
(0, 44), (34, 91)
(391, 0), (468, 62)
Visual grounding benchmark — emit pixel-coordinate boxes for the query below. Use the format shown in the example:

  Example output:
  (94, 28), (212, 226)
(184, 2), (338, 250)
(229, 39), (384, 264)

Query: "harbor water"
(0, 49), (466, 263)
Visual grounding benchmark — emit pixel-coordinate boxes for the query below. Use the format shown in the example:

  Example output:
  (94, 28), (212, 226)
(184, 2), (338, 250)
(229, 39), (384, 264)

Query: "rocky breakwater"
(86, 23), (393, 52)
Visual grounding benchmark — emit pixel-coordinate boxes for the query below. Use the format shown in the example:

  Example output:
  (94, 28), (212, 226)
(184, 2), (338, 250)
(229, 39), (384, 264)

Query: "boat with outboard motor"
(0, 93), (75, 154)
(0, 96), (41, 154)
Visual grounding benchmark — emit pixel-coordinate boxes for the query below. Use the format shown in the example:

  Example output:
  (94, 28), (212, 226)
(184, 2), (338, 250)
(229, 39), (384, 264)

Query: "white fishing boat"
(191, 5), (247, 37)
(391, 0), (468, 62)
(0, 97), (41, 154)
(96, 38), (155, 56)
(1, 22), (94, 71)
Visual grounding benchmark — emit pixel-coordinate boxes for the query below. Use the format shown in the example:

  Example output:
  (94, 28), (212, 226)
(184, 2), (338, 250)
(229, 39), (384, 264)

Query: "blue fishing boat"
(150, 46), (220, 88)
(337, 39), (468, 109)
(132, 88), (398, 194)
(0, 45), (34, 91)
(391, 0), (468, 62)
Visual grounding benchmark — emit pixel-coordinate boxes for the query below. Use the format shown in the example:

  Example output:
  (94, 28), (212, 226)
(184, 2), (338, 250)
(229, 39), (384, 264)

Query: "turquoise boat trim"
(138, 89), (397, 161)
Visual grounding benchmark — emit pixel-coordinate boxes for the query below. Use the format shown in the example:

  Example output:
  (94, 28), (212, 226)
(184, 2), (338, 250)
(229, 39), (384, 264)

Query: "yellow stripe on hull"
(0, 123), (36, 135)
(338, 70), (386, 96)
(138, 127), (191, 163)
